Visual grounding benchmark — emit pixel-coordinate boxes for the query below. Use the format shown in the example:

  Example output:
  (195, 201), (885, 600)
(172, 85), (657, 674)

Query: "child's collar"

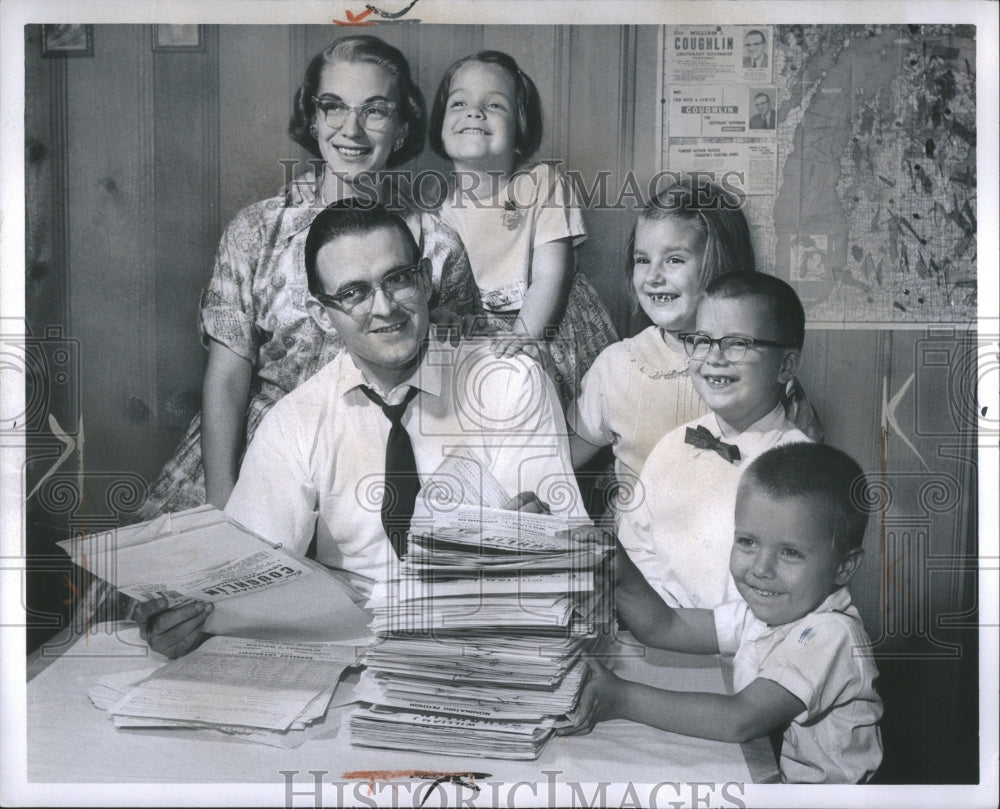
(714, 402), (786, 440)
(758, 586), (854, 629)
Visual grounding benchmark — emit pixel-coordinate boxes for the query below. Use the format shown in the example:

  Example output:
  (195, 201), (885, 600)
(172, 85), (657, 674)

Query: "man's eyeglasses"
(311, 96), (398, 133)
(314, 262), (425, 315)
(678, 332), (791, 363)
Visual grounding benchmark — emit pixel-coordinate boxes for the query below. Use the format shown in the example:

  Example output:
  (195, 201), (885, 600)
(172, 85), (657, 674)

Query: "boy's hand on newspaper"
(134, 598), (213, 659)
(555, 658), (620, 736)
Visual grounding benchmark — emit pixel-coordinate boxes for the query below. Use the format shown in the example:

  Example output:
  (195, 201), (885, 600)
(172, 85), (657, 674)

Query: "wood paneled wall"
(796, 327), (978, 781)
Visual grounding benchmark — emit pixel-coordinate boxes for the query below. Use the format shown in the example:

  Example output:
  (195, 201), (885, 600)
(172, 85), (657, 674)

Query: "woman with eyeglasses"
(134, 35), (478, 522)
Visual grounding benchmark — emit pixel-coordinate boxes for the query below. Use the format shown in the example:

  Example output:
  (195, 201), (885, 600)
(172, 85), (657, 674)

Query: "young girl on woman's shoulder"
(430, 51), (618, 406)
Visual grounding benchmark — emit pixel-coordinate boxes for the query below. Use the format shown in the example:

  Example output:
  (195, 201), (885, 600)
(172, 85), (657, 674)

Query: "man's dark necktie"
(684, 425), (742, 464)
(360, 385), (420, 558)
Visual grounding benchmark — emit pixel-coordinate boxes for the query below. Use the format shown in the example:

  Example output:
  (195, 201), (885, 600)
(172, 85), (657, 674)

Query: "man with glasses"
(136, 201), (583, 657)
(617, 271), (813, 612)
(743, 30), (768, 69)
(749, 92), (775, 130)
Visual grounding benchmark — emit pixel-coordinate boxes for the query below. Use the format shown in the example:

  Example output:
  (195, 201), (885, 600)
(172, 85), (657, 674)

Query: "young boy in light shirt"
(563, 442), (883, 784)
(619, 272), (813, 608)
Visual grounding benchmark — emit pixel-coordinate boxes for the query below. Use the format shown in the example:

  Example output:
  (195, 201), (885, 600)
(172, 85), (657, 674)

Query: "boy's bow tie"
(684, 425), (742, 464)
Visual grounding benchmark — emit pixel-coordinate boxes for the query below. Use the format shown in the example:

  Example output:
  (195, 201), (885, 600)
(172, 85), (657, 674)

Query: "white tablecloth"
(25, 622), (777, 796)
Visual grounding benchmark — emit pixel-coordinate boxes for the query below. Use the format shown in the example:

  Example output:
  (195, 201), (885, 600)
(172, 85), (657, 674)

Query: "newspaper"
(56, 505), (371, 641)
(91, 635), (358, 747)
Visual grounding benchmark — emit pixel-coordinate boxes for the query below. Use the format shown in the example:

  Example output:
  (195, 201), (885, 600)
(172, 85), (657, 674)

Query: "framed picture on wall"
(152, 24), (203, 52)
(40, 24), (93, 58)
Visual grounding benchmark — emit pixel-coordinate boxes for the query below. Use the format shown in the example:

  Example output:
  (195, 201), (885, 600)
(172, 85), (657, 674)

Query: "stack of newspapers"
(351, 457), (614, 760)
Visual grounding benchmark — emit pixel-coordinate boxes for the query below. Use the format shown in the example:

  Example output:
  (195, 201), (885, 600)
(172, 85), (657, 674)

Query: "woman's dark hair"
(624, 176), (755, 314)
(289, 35), (426, 167)
(428, 50), (543, 162)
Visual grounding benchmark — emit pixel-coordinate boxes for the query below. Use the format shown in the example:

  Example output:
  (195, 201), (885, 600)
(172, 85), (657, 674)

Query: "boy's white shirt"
(714, 587), (884, 784)
(620, 404), (811, 608)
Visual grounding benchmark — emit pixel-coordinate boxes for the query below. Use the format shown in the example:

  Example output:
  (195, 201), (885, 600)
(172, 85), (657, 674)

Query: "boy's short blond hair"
(740, 442), (869, 553)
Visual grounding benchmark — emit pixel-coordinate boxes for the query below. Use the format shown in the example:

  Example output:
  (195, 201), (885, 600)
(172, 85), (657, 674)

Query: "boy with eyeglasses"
(617, 271), (813, 609)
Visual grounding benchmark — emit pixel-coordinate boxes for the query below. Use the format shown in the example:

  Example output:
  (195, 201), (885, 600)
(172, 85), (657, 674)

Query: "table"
(24, 622), (778, 803)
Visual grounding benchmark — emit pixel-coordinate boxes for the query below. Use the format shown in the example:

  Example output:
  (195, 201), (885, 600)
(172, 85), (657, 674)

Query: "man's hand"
(134, 598), (213, 659)
(502, 491), (552, 514)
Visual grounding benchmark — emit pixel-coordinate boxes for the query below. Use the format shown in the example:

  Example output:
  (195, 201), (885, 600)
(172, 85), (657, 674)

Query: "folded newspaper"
(88, 635), (359, 748)
(56, 505), (371, 642)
